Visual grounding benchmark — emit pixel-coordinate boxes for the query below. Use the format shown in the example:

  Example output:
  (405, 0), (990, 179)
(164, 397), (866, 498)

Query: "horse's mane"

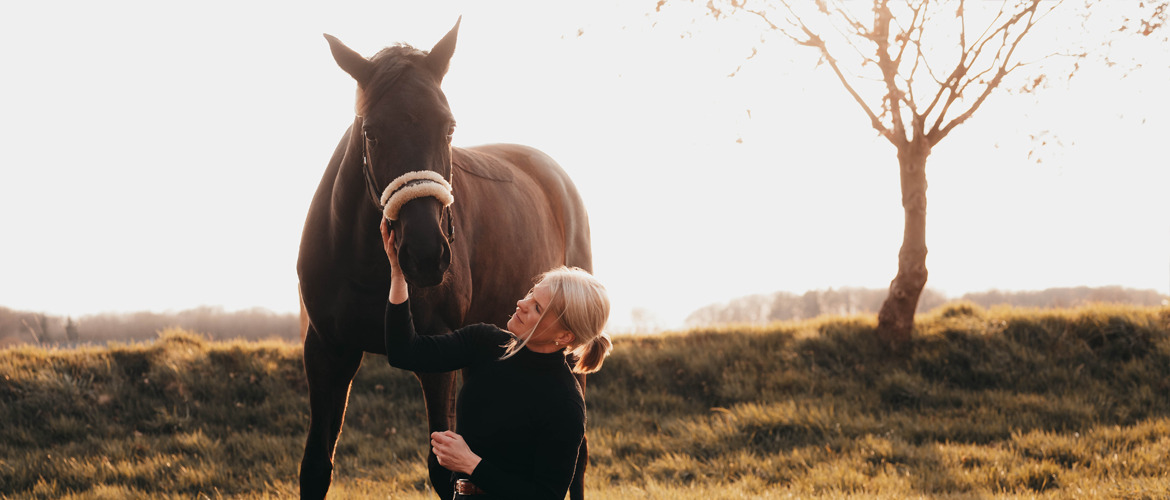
(356, 44), (431, 116)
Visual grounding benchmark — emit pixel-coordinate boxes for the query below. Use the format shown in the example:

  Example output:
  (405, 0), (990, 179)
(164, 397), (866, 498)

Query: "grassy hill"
(1, 303), (1168, 499)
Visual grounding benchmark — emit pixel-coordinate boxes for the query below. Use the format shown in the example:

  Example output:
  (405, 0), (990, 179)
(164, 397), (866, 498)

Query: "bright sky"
(2, 1), (1167, 331)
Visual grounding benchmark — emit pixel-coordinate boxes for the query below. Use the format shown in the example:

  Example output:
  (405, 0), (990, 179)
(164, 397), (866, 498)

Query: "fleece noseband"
(380, 170), (454, 221)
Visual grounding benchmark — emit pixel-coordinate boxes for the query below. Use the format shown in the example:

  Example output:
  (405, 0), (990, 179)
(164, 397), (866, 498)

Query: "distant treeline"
(3, 286), (1165, 345)
(685, 285), (1169, 327)
(0, 306), (299, 347)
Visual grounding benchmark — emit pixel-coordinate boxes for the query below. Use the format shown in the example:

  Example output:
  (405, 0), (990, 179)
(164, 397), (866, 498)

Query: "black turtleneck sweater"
(384, 300), (585, 500)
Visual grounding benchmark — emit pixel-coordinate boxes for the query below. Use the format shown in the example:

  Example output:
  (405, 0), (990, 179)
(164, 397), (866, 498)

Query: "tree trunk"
(876, 140), (931, 351)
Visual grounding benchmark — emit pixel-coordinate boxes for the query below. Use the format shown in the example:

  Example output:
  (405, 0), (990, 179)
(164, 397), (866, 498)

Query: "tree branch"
(929, 0), (1050, 143)
(900, 0), (930, 126)
(806, 29), (895, 142)
(892, 0), (927, 67)
(777, 0), (895, 142)
(873, 0), (911, 145)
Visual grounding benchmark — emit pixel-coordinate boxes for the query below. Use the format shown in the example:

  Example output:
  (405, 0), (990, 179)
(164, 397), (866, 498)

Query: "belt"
(454, 479), (486, 496)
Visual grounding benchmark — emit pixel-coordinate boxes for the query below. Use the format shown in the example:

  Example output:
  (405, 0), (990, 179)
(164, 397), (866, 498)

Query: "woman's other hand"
(430, 430), (482, 475)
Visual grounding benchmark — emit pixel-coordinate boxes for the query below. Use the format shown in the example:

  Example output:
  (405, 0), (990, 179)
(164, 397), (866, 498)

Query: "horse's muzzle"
(394, 196), (452, 288)
(399, 240), (450, 288)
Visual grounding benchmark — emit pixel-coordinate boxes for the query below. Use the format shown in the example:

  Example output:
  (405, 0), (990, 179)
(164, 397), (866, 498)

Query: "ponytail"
(571, 332), (612, 374)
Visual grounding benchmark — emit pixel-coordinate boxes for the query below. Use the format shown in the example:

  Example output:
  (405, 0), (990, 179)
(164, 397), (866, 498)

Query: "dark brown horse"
(297, 20), (593, 500)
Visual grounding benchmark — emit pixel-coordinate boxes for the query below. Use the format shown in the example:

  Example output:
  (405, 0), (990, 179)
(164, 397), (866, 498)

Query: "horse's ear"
(324, 34), (372, 85)
(425, 17), (461, 82)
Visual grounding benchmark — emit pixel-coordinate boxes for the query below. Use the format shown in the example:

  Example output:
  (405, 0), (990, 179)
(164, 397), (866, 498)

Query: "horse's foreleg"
(299, 330), (364, 500)
(416, 370), (458, 500)
(570, 372), (588, 500)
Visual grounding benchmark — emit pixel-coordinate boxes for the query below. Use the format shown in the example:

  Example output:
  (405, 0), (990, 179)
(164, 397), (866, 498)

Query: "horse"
(296, 20), (594, 500)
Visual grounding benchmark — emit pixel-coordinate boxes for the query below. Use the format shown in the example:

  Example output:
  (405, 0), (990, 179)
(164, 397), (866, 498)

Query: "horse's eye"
(446, 124), (456, 143)
(363, 129), (378, 146)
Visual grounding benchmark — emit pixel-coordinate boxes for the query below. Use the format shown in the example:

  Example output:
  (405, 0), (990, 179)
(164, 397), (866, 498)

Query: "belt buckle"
(454, 479), (480, 495)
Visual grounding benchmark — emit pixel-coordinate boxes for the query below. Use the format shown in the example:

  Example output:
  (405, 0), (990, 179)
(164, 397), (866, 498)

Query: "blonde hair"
(500, 266), (613, 374)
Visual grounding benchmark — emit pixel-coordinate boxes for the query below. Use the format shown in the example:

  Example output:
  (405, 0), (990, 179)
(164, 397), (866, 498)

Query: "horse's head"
(325, 20), (461, 288)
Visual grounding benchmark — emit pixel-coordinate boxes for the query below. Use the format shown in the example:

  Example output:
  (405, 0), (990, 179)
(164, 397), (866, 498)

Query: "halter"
(380, 170), (453, 219)
(362, 144), (456, 243)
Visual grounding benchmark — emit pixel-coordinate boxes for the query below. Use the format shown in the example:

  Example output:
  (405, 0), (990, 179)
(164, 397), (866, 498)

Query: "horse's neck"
(327, 130), (382, 257)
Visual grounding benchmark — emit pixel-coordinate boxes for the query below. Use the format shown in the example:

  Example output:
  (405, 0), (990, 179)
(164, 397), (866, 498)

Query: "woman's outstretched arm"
(381, 218), (510, 372)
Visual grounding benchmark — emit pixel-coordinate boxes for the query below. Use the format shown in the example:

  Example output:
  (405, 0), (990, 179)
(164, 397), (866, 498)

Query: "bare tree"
(657, 0), (1167, 349)
(673, 0), (1073, 350)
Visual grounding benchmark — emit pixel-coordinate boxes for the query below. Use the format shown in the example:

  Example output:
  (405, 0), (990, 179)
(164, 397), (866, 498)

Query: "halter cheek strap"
(380, 170), (455, 221)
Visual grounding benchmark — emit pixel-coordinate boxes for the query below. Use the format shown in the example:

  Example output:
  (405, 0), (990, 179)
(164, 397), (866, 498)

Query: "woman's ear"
(557, 332), (576, 347)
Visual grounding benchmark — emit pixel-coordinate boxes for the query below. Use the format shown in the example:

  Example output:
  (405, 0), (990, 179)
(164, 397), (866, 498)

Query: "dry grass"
(2, 304), (1168, 499)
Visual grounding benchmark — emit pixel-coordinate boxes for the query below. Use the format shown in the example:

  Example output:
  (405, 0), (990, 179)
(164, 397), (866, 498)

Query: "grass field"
(2, 302), (1168, 499)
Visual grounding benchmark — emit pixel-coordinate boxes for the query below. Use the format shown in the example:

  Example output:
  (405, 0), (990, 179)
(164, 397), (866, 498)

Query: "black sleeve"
(468, 398), (586, 500)
(384, 299), (512, 373)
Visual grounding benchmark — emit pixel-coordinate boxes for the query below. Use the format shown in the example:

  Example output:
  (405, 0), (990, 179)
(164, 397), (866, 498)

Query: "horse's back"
(445, 144), (592, 327)
(456, 144), (592, 270)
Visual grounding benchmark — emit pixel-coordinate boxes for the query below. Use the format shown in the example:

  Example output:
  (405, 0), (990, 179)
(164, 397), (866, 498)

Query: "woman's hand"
(430, 430), (481, 475)
(380, 218), (402, 273)
(382, 218), (409, 304)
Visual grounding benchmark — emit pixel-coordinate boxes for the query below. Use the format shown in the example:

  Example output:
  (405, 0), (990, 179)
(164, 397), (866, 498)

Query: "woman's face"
(507, 282), (563, 342)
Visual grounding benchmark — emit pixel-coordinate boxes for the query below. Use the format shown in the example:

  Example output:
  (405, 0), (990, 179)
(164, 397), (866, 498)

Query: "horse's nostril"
(396, 241), (450, 288)
(439, 244), (452, 271)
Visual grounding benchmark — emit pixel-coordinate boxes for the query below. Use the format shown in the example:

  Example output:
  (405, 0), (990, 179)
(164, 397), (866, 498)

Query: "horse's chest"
(302, 282), (390, 350)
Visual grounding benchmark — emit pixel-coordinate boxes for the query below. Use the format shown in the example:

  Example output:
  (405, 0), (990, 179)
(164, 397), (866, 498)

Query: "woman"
(380, 219), (612, 500)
